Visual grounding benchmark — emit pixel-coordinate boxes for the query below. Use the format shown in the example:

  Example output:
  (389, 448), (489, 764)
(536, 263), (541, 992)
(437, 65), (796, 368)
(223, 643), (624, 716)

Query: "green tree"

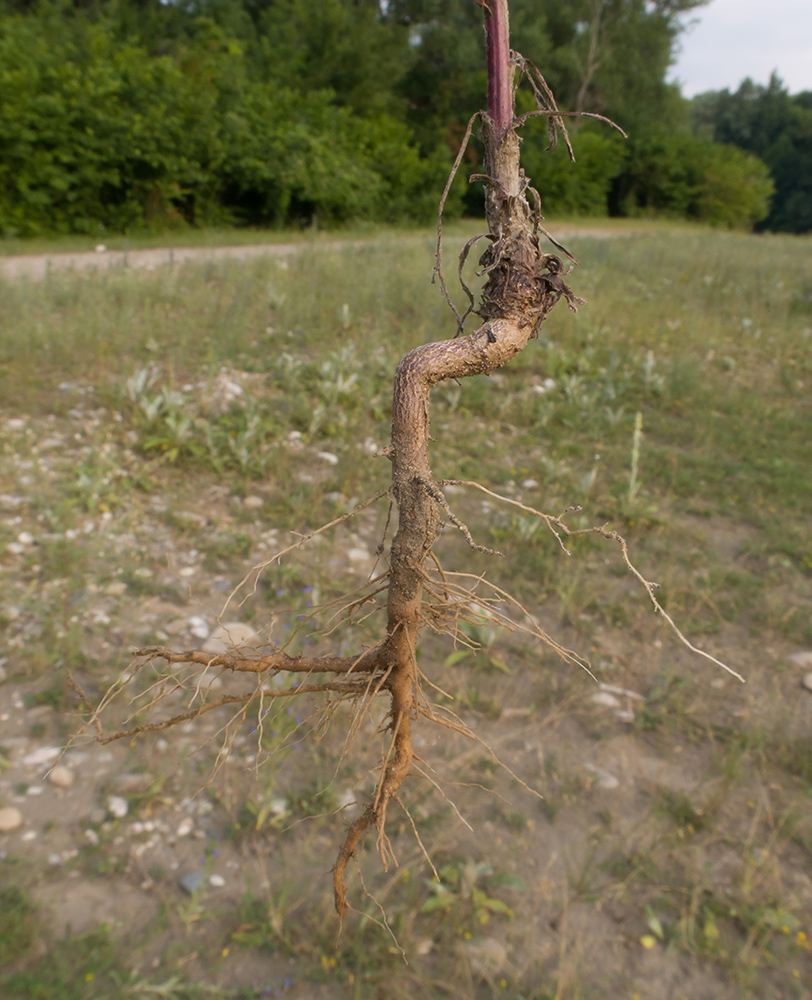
(692, 75), (812, 233)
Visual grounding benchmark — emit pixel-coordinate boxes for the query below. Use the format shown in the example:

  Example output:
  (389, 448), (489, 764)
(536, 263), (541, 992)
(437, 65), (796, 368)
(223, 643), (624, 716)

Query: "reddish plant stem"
(485, 0), (513, 142)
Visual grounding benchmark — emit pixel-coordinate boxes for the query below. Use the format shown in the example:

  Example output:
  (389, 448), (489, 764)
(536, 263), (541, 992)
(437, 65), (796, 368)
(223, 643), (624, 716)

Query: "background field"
(1, 222), (811, 999)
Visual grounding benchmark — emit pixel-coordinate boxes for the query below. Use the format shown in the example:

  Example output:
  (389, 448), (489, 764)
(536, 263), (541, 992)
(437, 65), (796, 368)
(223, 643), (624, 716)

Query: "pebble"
(243, 495), (264, 510)
(520, 479), (539, 489)
(0, 807), (23, 832)
(202, 622), (260, 654)
(107, 795), (129, 819)
(591, 691), (621, 709)
(209, 874), (226, 888)
(789, 651), (812, 669)
(176, 817), (194, 837)
(49, 765), (75, 788)
(584, 764), (620, 790)
(803, 672), (812, 692)
(178, 871), (206, 895)
(316, 451), (339, 465)
(111, 772), (153, 795)
(599, 682), (645, 702)
(27, 785), (44, 796)
(188, 616), (210, 640)
(179, 567), (196, 578)
(105, 581), (127, 597)
(84, 829), (99, 846)
(21, 830), (37, 841)
(22, 746), (62, 768)
(347, 547), (372, 565)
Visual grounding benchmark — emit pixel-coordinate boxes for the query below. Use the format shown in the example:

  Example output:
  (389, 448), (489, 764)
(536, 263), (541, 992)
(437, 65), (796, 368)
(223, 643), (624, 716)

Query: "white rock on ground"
(22, 746), (62, 768)
(591, 691), (622, 708)
(243, 495), (264, 509)
(188, 616), (210, 640)
(0, 807), (23, 832)
(202, 622), (261, 654)
(107, 795), (129, 819)
(347, 547), (372, 565)
(584, 764), (620, 789)
(48, 765), (74, 788)
(789, 650), (812, 669)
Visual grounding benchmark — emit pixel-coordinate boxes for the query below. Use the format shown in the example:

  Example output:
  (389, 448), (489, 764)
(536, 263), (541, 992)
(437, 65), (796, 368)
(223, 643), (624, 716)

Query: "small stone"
(84, 828), (99, 846)
(95, 244), (107, 253)
(789, 651), (812, 669)
(520, 479), (539, 489)
(243, 495), (264, 510)
(209, 874), (226, 888)
(176, 817), (194, 837)
(202, 622), (260, 654)
(347, 547), (371, 565)
(105, 581), (127, 596)
(590, 691), (621, 708)
(17, 532), (34, 545)
(803, 672), (812, 692)
(112, 772), (153, 795)
(316, 451), (339, 465)
(0, 807), (23, 832)
(27, 786), (44, 796)
(584, 764), (620, 790)
(107, 795), (129, 819)
(48, 853), (62, 865)
(178, 871), (206, 895)
(49, 765), (75, 789)
(616, 709), (635, 723)
(21, 830), (37, 841)
(6, 543), (25, 555)
(22, 746), (62, 768)
(188, 616), (210, 640)
(179, 567), (196, 578)
(599, 682), (645, 702)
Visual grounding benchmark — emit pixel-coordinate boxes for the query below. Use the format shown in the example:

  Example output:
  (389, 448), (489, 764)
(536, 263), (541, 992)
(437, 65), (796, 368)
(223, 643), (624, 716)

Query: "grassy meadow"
(0, 222), (811, 999)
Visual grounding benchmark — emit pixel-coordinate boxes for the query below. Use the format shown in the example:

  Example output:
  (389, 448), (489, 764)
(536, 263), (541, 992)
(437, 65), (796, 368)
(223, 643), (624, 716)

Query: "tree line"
(0, 0), (805, 237)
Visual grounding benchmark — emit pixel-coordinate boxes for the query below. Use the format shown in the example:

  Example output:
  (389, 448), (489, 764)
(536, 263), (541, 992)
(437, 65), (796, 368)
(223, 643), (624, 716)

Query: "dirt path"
(0, 226), (625, 282)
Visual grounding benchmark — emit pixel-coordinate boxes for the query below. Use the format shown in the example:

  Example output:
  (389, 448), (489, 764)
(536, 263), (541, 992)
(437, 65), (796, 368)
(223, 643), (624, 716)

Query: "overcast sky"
(668, 0), (812, 96)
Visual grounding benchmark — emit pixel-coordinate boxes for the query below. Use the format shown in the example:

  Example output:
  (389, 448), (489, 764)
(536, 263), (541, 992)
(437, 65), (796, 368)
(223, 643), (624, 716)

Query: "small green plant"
(421, 860), (516, 929)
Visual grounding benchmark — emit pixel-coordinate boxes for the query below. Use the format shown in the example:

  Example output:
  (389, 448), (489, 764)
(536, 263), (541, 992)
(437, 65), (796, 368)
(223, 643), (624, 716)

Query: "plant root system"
(82, 0), (739, 920)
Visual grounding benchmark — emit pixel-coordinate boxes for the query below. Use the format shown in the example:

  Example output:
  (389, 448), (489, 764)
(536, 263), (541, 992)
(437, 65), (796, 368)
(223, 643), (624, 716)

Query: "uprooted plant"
(77, 0), (742, 919)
